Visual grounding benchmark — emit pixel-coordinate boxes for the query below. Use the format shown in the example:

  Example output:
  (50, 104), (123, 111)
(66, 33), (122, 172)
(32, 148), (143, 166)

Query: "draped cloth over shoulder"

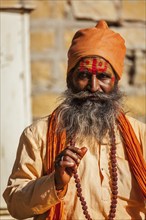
(46, 109), (146, 220)
(46, 109), (66, 220)
(117, 112), (146, 198)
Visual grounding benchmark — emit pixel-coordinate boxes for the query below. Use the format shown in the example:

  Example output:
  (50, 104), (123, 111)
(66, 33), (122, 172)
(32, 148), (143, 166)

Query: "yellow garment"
(3, 116), (146, 220)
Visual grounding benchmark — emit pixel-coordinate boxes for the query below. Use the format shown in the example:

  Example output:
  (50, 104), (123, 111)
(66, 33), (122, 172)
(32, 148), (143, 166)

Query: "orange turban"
(67, 20), (126, 79)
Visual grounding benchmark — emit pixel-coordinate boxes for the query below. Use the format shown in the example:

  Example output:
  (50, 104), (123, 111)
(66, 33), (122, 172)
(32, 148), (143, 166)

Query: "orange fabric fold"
(117, 112), (146, 198)
(46, 109), (66, 220)
(46, 110), (146, 219)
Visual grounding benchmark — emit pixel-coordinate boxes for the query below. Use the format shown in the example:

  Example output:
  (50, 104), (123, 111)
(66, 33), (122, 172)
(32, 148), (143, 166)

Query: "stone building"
(0, 0), (145, 218)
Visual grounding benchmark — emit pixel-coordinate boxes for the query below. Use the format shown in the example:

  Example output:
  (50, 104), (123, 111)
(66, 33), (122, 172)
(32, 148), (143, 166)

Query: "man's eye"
(97, 73), (110, 79)
(78, 72), (90, 79)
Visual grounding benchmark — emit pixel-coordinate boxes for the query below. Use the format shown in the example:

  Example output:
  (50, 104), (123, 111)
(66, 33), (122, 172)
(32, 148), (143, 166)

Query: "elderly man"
(3, 20), (146, 220)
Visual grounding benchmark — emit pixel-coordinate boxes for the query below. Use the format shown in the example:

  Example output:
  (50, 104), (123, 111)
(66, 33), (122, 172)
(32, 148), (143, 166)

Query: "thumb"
(80, 147), (88, 157)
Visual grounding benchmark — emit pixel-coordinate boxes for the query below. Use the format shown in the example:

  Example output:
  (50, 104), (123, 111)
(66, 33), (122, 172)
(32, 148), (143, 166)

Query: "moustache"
(68, 90), (114, 102)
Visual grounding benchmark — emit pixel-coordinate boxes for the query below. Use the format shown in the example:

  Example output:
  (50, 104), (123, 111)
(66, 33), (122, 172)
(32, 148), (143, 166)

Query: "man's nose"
(88, 75), (100, 93)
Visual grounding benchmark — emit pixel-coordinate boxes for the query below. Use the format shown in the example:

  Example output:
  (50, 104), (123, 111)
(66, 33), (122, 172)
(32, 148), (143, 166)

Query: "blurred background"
(0, 0), (146, 218)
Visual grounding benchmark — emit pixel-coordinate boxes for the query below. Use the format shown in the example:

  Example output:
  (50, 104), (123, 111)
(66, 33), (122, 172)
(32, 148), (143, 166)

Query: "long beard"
(55, 86), (124, 143)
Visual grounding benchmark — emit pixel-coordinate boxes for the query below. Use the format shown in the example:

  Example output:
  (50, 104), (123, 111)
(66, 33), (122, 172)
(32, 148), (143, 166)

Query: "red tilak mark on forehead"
(97, 61), (108, 72)
(99, 62), (102, 67)
(85, 60), (90, 65)
(80, 61), (84, 72)
(78, 59), (109, 74)
(92, 58), (97, 75)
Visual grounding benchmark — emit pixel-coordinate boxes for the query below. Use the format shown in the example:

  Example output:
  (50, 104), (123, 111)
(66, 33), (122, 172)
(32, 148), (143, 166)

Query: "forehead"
(76, 57), (114, 74)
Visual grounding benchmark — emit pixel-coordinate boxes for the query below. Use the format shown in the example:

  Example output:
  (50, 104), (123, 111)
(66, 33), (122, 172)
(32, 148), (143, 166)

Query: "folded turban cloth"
(67, 20), (126, 79)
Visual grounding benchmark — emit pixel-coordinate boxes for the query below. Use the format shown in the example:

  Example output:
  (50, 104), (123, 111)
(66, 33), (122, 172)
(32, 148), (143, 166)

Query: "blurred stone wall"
(30, 0), (146, 122)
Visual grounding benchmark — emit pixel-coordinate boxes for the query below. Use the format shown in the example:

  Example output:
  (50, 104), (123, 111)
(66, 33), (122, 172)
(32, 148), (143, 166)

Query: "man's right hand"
(54, 146), (87, 190)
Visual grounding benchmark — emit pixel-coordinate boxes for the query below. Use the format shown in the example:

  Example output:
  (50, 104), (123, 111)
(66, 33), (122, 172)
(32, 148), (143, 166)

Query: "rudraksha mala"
(70, 124), (118, 220)
(108, 124), (118, 220)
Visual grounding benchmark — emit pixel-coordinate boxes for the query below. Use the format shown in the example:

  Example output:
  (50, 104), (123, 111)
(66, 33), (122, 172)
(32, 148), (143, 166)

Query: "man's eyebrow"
(97, 71), (111, 74)
(97, 71), (113, 76)
(76, 67), (88, 71)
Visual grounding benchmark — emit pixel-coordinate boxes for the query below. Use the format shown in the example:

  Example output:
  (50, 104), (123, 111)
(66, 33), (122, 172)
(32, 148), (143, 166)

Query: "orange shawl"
(46, 110), (66, 220)
(46, 110), (146, 220)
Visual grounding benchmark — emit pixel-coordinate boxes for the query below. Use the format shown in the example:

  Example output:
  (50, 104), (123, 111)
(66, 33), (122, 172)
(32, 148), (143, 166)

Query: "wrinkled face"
(69, 57), (116, 94)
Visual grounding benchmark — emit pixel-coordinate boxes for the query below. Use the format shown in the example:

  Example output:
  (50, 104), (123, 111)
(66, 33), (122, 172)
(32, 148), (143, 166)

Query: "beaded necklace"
(70, 125), (118, 220)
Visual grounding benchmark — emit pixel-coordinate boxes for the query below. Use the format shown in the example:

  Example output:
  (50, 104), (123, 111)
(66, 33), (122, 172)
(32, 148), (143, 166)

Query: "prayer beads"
(71, 123), (118, 220)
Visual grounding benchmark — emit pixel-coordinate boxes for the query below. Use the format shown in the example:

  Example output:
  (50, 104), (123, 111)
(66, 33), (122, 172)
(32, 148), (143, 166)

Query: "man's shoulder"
(126, 115), (145, 129)
(23, 115), (51, 139)
(125, 115), (146, 142)
(125, 115), (146, 158)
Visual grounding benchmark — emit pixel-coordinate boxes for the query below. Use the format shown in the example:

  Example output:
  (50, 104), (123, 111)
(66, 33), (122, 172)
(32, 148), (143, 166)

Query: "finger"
(64, 149), (81, 164)
(54, 157), (74, 169)
(59, 160), (75, 168)
(64, 155), (81, 168)
(67, 146), (87, 159)
(54, 147), (87, 170)
(66, 146), (83, 157)
(60, 156), (78, 176)
(80, 147), (88, 157)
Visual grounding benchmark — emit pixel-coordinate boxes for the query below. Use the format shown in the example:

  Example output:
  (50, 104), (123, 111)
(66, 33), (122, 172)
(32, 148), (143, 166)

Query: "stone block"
(32, 93), (61, 118)
(50, 1), (68, 19)
(121, 0), (146, 21)
(50, 60), (66, 93)
(64, 28), (79, 49)
(0, 0), (19, 7)
(122, 50), (146, 86)
(59, 61), (67, 80)
(113, 27), (145, 50)
(71, 0), (118, 21)
(30, 0), (67, 19)
(120, 57), (132, 87)
(0, 0), (35, 9)
(135, 51), (146, 84)
(124, 95), (146, 119)
(31, 60), (52, 84)
(121, 50), (146, 87)
(65, 26), (145, 51)
(30, 31), (55, 52)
